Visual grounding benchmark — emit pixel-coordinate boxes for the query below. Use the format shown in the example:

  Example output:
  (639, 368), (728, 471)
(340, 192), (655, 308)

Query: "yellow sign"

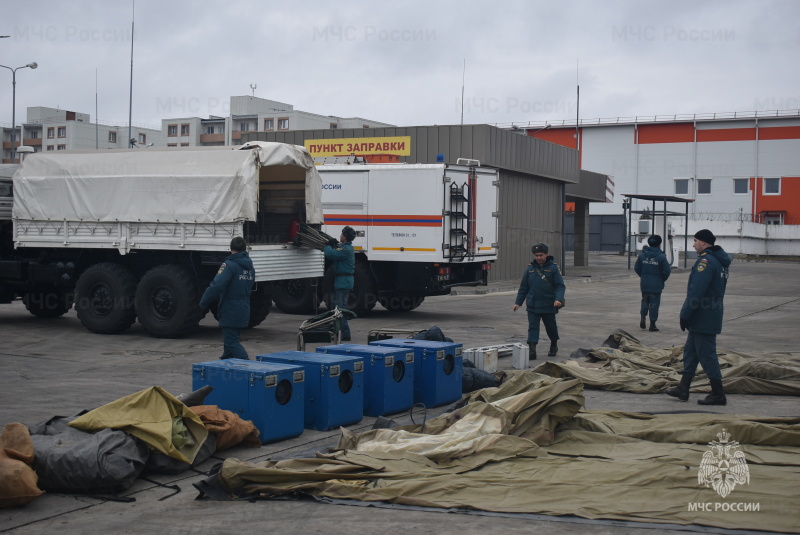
(305, 136), (411, 157)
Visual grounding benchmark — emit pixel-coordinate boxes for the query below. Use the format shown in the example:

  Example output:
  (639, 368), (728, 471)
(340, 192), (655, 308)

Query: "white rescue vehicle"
(271, 159), (499, 314)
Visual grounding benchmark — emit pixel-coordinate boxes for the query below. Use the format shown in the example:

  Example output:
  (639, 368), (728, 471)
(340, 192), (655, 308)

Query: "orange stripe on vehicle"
(758, 126), (800, 140)
(636, 123), (694, 144)
(697, 128), (756, 142)
(325, 214), (442, 227)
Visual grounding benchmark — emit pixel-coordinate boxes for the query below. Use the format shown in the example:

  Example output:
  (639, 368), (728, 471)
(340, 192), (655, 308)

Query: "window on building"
(278, 118), (289, 130)
(47, 127), (55, 139)
(264, 118), (274, 130)
(138, 133), (146, 144)
(181, 124), (190, 136)
(697, 179), (711, 195)
(29, 131), (39, 139)
(46, 145), (54, 151)
(168, 124), (178, 137)
(763, 177), (780, 195)
(108, 131), (117, 143)
(57, 127), (66, 138)
(363, 124), (370, 129)
(180, 143), (189, 147)
(167, 143), (177, 147)
(239, 122), (251, 132)
(206, 126), (215, 134)
(57, 145), (66, 150)
(733, 178), (749, 194)
(674, 179), (690, 195)
(330, 123), (338, 129)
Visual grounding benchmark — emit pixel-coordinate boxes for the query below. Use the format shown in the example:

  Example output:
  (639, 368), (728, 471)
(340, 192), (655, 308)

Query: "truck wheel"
(136, 265), (202, 338)
(74, 263), (137, 332)
(272, 278), (315, 314)
(324, 262), (377, 315)
(23, 290), (74, 318)
(248, 283), (272, 328)
(380, 293), (425, 312)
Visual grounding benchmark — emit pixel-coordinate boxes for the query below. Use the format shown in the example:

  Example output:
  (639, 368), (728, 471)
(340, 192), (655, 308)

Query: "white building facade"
(524, 111), (800, 225)
(161, 96), (394, 148)
(1, 106), (163, 162)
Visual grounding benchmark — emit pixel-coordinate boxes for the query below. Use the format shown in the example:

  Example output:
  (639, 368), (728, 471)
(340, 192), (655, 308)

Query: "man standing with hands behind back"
(667, 229), (731, 405)
(513, 243), (566, 360)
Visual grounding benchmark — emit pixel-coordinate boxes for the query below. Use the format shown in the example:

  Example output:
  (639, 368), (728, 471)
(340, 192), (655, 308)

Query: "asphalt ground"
(1, 252), (799, 534)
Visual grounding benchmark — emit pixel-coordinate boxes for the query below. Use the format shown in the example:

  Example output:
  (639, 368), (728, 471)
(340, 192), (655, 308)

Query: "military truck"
(0, 142), (324, 338)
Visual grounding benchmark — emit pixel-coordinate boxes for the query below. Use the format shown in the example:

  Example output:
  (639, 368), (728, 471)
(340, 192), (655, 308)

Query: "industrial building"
(242, 124), (608, 281)
(1, 106), (163, 162)
(517, 111), (800, 255)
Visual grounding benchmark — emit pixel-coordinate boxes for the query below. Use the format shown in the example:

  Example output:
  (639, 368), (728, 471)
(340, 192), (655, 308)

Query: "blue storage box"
(191, 358), (305, 444)
(316, 343), (414, 416)
(256, 351), (364, 431)
(369, 339), (463, 407)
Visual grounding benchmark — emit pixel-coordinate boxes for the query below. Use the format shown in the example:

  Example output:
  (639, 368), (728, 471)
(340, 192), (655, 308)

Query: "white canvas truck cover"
(12, 141), (322, 225)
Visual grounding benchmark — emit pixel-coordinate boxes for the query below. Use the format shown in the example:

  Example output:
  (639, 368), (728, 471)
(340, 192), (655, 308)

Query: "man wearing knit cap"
(667, 229), (731, 405)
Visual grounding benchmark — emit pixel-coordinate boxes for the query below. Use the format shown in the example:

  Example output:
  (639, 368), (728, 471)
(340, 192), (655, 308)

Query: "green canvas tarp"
(204, 373), (800, 533)
(534, 330), (800, 395)
(69, 386), (208, 464)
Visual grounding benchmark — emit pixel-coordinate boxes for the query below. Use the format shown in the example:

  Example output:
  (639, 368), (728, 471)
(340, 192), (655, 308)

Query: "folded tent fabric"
(69, 386), (208, 464)
(31, 415), (148, 492)
(202, 373), (800, 533)
(534, 330), (800, 396)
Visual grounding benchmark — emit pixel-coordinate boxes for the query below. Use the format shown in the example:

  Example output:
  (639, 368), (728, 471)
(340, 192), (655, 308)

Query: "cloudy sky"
(1, 0), (798, 129)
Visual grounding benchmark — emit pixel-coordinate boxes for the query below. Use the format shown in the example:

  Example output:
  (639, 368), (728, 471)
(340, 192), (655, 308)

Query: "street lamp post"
(0, 61), (38, 162)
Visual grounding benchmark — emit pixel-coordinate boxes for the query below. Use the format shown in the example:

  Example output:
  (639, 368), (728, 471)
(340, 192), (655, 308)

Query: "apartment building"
(161, 96), (394, 147)
(1, 106), (163, 162)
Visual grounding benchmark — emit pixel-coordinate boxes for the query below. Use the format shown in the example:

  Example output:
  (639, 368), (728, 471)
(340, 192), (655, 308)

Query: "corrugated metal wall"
(496, 169), (565, 281)
(243, 125), (588, 281)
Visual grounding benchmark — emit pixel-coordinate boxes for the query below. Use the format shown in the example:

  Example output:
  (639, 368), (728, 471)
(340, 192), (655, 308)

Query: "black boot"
(698, 379), (727, 406)
(640, 315), (646, 329)
(528, 342), (537, 360)
(649, 321), (659, 332)
(666, 373), (692, 401)
(547, 341), (558, 357)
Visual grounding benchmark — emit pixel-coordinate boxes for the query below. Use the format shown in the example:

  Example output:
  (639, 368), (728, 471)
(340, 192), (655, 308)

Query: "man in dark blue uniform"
(513, 243), (566, 359)
(634, 234), (671, 332)
(199, 236), (255, 359)
(324, 226), (356, 341)
(667, 229), (731, 405)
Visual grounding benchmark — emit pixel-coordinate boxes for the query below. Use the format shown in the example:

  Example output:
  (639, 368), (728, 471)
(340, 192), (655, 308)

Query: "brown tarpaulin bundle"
(534, 330), (800, 395)
(0, 423), (42, 508)
(210, 373), (800, 533)
(190, 405), (261, 451)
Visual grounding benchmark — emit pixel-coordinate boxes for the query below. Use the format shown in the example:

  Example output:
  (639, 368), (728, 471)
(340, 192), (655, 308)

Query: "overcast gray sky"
(1, 0), (798, 129)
